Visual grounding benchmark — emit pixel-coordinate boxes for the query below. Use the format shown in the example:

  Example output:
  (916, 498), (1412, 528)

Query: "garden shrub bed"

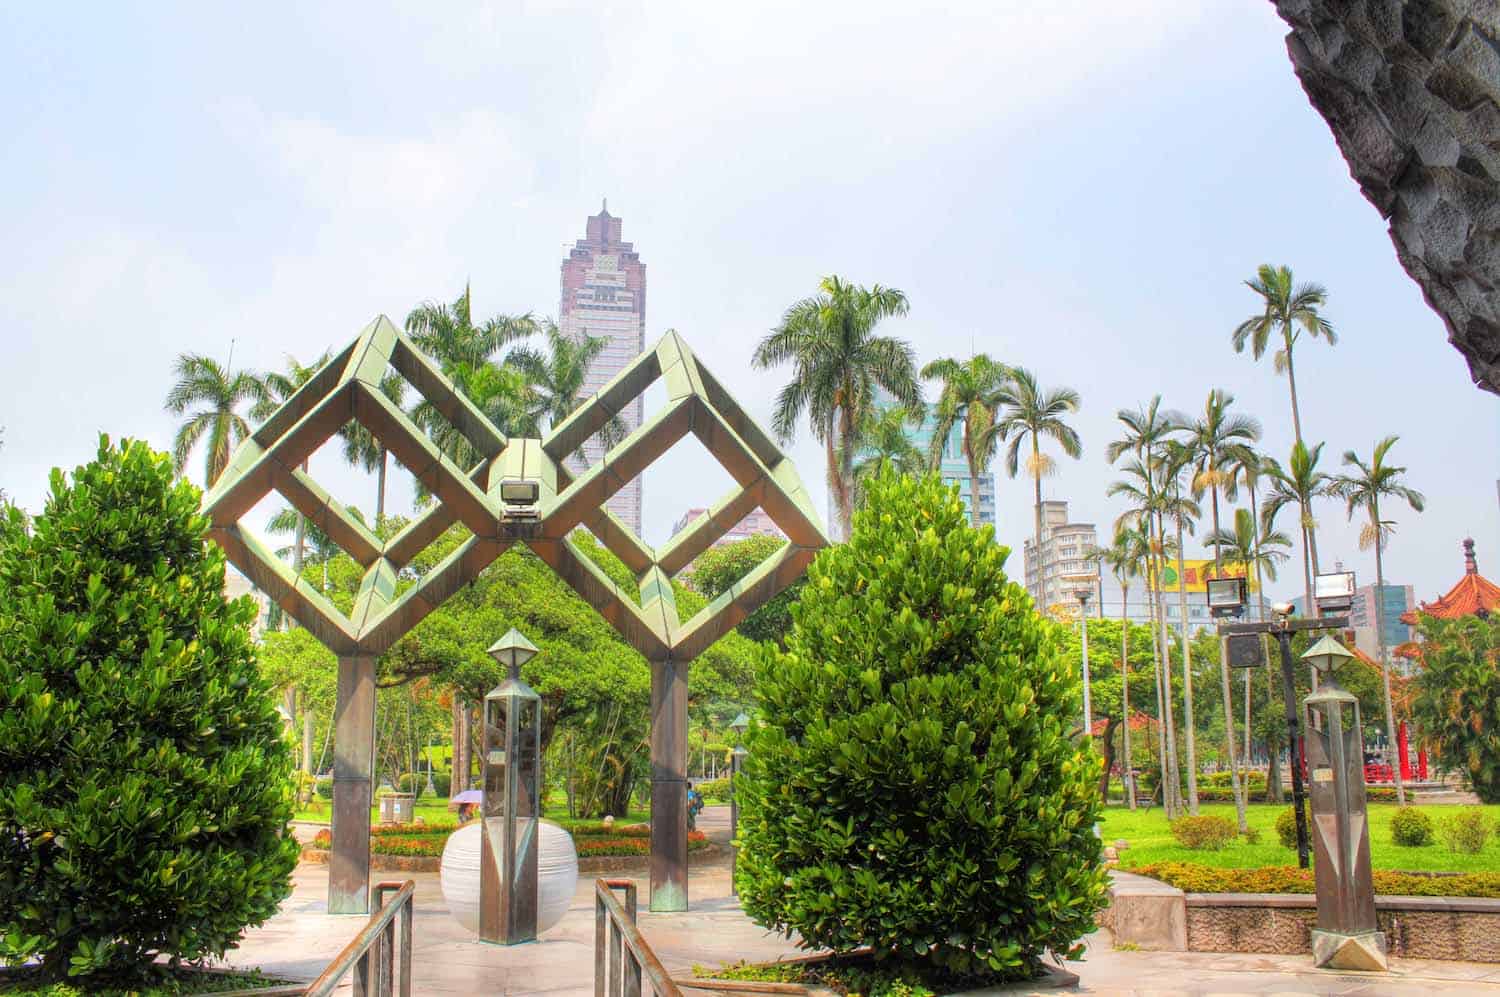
(0, 965), (299, 995)
(307, 826), (708, 859)
(1134, 861), (1500, 897)
(693, 952), (1075, 997)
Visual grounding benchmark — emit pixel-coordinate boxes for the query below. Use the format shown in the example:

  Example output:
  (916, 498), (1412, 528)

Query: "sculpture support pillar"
(329, 654), (376, 915)
(649, 655), (688, 912)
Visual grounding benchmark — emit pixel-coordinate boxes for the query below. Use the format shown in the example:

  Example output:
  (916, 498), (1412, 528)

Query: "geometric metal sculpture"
(201, 316), (827, 914)
(481, 629), (541, 945)
(1302, 636), (1388, 972)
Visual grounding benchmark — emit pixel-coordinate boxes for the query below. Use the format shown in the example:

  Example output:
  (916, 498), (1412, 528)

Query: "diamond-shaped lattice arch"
(203, 314), (827, 915)
(203, 315), (827, 659)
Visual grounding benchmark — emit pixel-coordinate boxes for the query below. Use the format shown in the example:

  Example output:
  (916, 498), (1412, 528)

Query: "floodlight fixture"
(499, 478), (541, 521)
(1206, 576), (1248, 619)
(1314, 571), (1357, 615)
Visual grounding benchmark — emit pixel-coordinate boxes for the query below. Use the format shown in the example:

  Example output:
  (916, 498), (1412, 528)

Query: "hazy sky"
(2, 2), (1496, 606)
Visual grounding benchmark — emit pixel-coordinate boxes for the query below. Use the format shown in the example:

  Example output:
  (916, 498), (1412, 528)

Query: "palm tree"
(255, 353), (332, 582)
(1092, 527), (1147, 810)
(1106, 398), (1184, 816)
(1331, 435), (1425, 805)
(506, 320), (626, 456)
(1261, 441), (1332, 621)
(846, 406), (925, 503)
(752, 276), (921, 539)
(921, 354), (1009, 527)
(1207, 508), (1292, 583)
(1160, 440), (1203, 814)
(1231, 264), (1336, 446)
(995, 367), (1082, 571)
(340, 373), (407, 521)
(1108, 459), (1182, 817)
(166, 353), (267, 487)
(405, 283), (534, 374)
(1178, 390), (1261, 830)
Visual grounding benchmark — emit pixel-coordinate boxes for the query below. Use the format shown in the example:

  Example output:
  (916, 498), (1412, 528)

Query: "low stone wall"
(1186, 893), (1500, 963)
(297, 842), (725, 874)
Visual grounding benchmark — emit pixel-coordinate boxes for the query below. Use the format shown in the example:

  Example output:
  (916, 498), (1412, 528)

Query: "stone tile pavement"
(224, 857), (1500, 995)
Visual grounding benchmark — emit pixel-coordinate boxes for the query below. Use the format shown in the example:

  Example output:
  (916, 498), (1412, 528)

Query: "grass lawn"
(1101, 802), (1500, 873)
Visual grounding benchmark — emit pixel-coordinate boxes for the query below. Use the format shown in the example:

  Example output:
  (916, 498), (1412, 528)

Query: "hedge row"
(1133, 862), (1500, 897)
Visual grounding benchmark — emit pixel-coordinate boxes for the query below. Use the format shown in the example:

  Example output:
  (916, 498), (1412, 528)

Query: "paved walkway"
(226, 849), (1500, 994)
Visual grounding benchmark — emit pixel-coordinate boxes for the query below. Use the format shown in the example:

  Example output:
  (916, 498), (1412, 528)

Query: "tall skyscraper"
(559, 201), (646, 534)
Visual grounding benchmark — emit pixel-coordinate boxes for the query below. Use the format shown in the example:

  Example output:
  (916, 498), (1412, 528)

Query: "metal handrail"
(595, 878), (681, 997)
(306, 880), (415, 997)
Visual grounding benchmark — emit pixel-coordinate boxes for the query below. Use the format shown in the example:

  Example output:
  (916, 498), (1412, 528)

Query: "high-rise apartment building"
(1293, 581), (1414, 661)
(669, 507), (785, 545)
(559, 201), (646, 534)
(833, 394), (996, 537)
(1022, 500), (1098, 613)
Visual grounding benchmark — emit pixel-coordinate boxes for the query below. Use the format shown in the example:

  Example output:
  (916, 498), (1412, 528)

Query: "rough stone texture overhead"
(1272, 0), (1500, 393)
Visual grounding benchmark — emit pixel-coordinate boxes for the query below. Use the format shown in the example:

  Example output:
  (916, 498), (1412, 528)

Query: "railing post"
(595, 889), (607, 997)
(399, 893), (413, 997)
(624, 951), (643, 997)
(609, 914), (623, 997)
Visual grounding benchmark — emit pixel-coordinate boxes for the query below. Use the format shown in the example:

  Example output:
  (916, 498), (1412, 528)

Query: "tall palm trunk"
(452, 695), (469, 794)
(1144, 566), (1171, 815)
(1372, 495), (1407, 805)
(824, 434), (844, 541)
(1150, 517), (1181, 816)
(376, 448), (388, 522)
(1121, 582), (1136, 810)
(1283, 335), (1304, 447)
(1173, 506), (1199, 814)
(1032, 436), (1044, 584)
(1209, 483), (1248, 831)
(838, 399), (857, 537)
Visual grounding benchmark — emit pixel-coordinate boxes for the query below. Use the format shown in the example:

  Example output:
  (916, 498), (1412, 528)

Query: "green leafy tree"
(1409, 614), (1500, 803)
(687, 535), (804, 646)
(165, 353), (267, 486)
(752, 275), (922, 540)
(921, 354), (1009, 527)
(1331, 435), (1425, 805)
(1231, 263), (1336, 446)
(0, 437), (298, 986)
(736, 470), (1105, 979)
(841, 404), (926, 510)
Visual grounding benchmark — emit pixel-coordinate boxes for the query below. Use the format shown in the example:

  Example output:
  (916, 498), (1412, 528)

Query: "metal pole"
(1277, 628), (1311, 868)
(330, 654), (377, 914)
(649, 656), (689, 912)
(729, 748), (740, 896)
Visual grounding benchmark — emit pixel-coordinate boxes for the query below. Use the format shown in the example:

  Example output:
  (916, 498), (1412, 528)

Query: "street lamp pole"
(1276, 624), (1312, 869)
(728, 713), (749, 895)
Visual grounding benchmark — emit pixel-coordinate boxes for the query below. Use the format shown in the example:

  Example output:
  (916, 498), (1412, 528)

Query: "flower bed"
(308, 824), (708, 859)
(1134, 861), (1500, 897)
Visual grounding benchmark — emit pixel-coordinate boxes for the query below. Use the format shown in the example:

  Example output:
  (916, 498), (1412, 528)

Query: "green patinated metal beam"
(203, 314), (828, 915)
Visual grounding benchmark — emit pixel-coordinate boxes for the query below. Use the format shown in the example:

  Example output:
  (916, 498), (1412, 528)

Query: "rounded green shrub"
(695, 777), (731, 802)
(1168, 815), (1236, 850)
(1390, 806), (1434, 847)
(316, 775), (334, 800)
(0, 438), (299, 986)
(1275, 806), (1299, 848)
(736, 470), (1106, 979)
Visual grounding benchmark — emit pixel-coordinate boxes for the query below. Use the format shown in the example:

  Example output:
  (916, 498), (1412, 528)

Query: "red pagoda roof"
(1401, 538), (1500, 624)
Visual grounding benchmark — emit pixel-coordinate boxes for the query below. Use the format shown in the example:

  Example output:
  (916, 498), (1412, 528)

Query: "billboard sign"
(1158, 559), (1258, 594)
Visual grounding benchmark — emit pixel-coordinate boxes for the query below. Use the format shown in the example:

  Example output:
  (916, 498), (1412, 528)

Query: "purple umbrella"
(448, 790), (482, 809)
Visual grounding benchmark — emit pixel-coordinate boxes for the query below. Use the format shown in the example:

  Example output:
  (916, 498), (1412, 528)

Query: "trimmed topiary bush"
(0, 437), (299, 987)
(736, 470), (1106, 980)
(1169, 815), (1236, 850)
(1390, 806), (1434, 847)
(695, 777), (731, 802)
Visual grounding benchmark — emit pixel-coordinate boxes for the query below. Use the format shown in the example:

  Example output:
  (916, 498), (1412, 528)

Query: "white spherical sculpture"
(439, 820), (578, 935)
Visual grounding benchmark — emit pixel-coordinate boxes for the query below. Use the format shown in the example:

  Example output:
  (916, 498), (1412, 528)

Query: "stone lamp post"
(480, 628), (541, 945)
(1302, 634), (1387, 972)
